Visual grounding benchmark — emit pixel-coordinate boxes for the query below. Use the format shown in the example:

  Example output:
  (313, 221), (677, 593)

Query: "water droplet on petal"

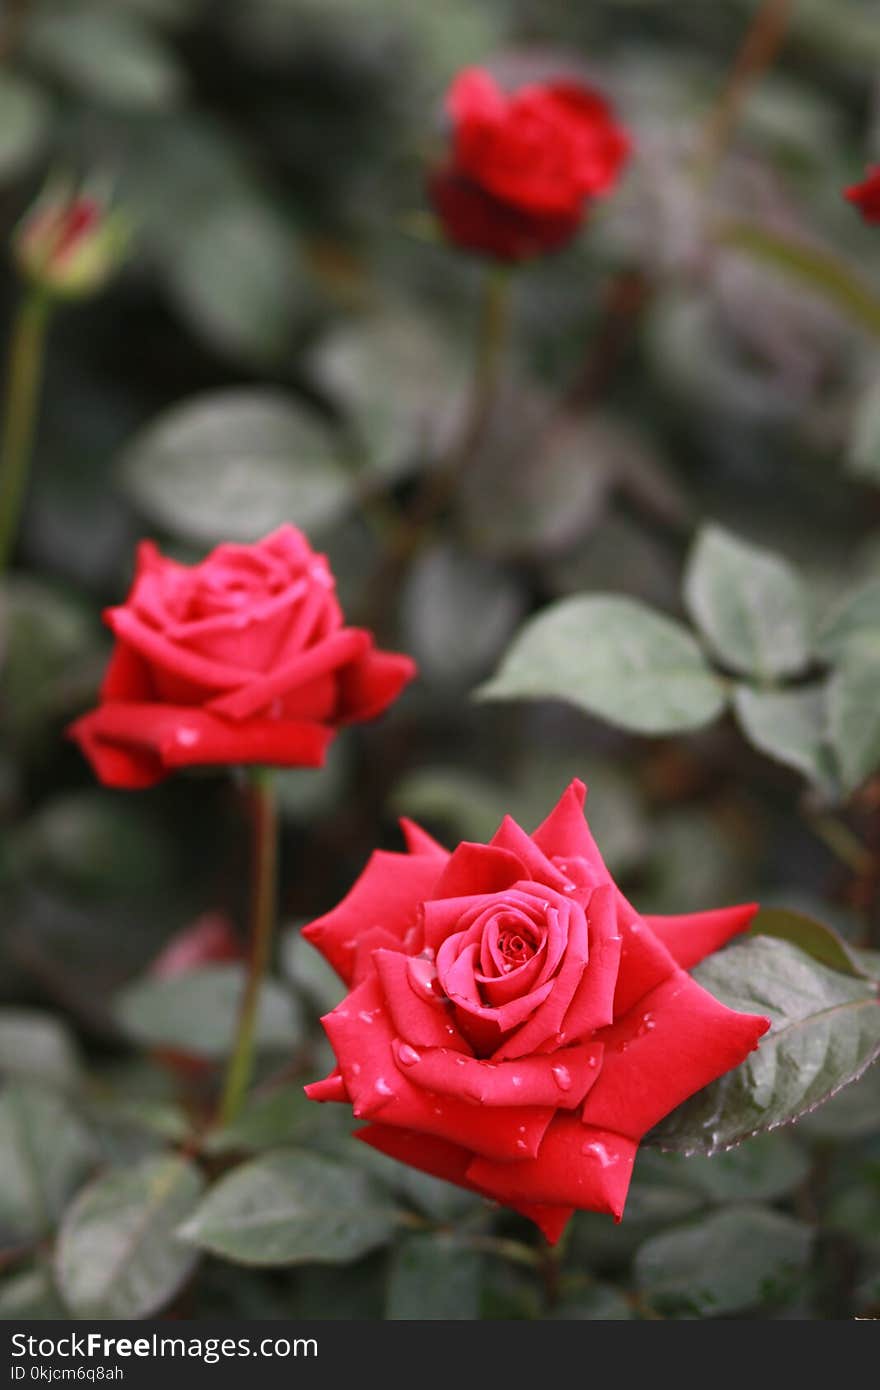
(175, 727), (200, 748)
(552, 1064), (572, 1091)
(588, 1055), (598, 1068)
(374, 1077), (393, 1097)
(397, 1044), (421, 1067)
(407, 956), (442, 1001)
(351, 1062), (361, 1075)
(511, 1076), (523, 1088)
(581, 1140), (618, 1167)
(516, 1139), (528, 1152)
(358, 1010), (375, 1025)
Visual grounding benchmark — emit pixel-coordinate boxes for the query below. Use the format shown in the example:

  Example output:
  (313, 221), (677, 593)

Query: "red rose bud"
(429, 67), (631, 262)
(303, 780), (768, 1244)
(68, 524), (417, 789)
(13, 184), (128, 298)
(845, 166), (880, 224)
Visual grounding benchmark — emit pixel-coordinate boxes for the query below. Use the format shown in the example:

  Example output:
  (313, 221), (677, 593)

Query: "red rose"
(429, 67), (631, 262)
(69, 525), (416, 788)
(304, 781), (769, 1243)
(845, 167), (880, 224)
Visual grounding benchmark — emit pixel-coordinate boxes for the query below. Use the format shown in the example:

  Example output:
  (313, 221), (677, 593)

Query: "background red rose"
(304, 780), (769, 1243)
(429, 67), (630, 261)
(69, 525), (416, 788)
(846, 167), (880, 223)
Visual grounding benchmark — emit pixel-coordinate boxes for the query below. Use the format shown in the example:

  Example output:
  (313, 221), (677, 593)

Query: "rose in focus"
(69, 525), (416, 788)
(845, 167), (880, 224)
(429, 67), (630, 262)
(304, 781), (769, 1242)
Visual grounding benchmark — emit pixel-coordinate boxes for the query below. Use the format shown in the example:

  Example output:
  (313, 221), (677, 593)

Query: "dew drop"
(351, 1062), (361, 1075)
(516, 1140), (529, 1152)
(581, 1140), (618, 1167)
(407, 956), (442, 1001)
(511, 1075), (523, 1088)
(374, 1077), (393, 1097)
(397, 1044), (421, 1067)
(358, 1010), (375, 1025)
(175, 727), (200, 748)
(587, 1055), (598, 1068)
(551, 1064), (572, 1091)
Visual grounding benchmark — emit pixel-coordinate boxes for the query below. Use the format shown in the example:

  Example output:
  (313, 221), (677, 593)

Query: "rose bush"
(304, 780), (769, 1242)
(429, 67), (630, 261)
(69, 524), (416, 787)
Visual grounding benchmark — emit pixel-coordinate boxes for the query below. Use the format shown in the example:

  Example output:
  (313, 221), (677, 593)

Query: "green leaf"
(684, 525), (810, 680)
(798, 1059), (880, 1140)
(635, 1206), (813, 1317)
(310, 309), (464, 480)
(386, 1234), (482, 1320)
(477, 595), (727, 735)
(401, 542), (525, 687)
(646, 1133), (809, 1205)
(0, 1084), (95, 1241)
(205, 1086), (327, 1155)
(179, 1149), (400, 1265)
(848, 378), (880, 484)
(733, 685), (834, 790)
(119, 389), (351, 546)
(0, 1262), (66, 1320)
(648, 937), (880, 1155)
(716, 222), (880, 341)
(161, 200), (303, 364)
(115, 965), (301, 1059)
(0, 579), (101, 743)
(25, 9), (184, 110)
(14, 792), (174, 901)
(827, 646), (880, 792)
(749, 907), (871, 979)
(817, 578), (880, 661)
(0, 71), (49, 181)
(55, 1155), (204, 1318)
(0, 1009), (83, 1091)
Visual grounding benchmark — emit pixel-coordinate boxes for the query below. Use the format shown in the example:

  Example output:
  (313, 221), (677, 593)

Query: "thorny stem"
(217, 769), (279, 1127)
(0, 288), (51, 574)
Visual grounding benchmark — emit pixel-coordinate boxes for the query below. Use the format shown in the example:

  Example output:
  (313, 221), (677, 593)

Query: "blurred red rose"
(845, 167), (880, 224)
(304, 780), (768, 1243)
(69, 525), (416, 788)
(429, 67), (630, 262)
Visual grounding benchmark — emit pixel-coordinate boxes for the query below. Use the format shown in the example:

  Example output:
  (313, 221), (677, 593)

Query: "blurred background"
(1, 0), (880, 1320)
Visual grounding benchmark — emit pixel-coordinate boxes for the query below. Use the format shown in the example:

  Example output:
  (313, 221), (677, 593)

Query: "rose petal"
(429, 843), (527, 901)
(70, 701), (332, 783)
(337, 647), (418, 723)
(322, 977), (553, 1162)
(302, 851), (444, 985)
(643, 904), (759, 970)
(531, 779), (607, 881)
(107, 607), (249, 691)
(392, 1039), (603, 1108)
(373, 949), (470, 1051)
(355, 1123), (577, 1244)
(303, 1070), (349, 1103)
(398, 818), (449, 860)
(611, 898), (678, 1018)
(490, 816), (572, 891)
(207, 629), (369, 721)
(467, 1116), (637, 1218)
(584, 970), (770, 1140)
(535, 884), (621, 1047)
(491, 898), (589, 1060)
(67, 711), (165, 789)
(100, 642), (155, 702)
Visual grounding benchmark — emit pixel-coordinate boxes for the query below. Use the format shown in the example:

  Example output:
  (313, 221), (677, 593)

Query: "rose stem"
(0, 287), (51, 575)
(360, 264), (512, 628)
(698, 0), (793, 178)
(218, 767), (279, 1127)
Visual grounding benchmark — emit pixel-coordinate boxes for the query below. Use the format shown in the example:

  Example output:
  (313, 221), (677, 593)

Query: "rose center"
(495, 925), (537, 972)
